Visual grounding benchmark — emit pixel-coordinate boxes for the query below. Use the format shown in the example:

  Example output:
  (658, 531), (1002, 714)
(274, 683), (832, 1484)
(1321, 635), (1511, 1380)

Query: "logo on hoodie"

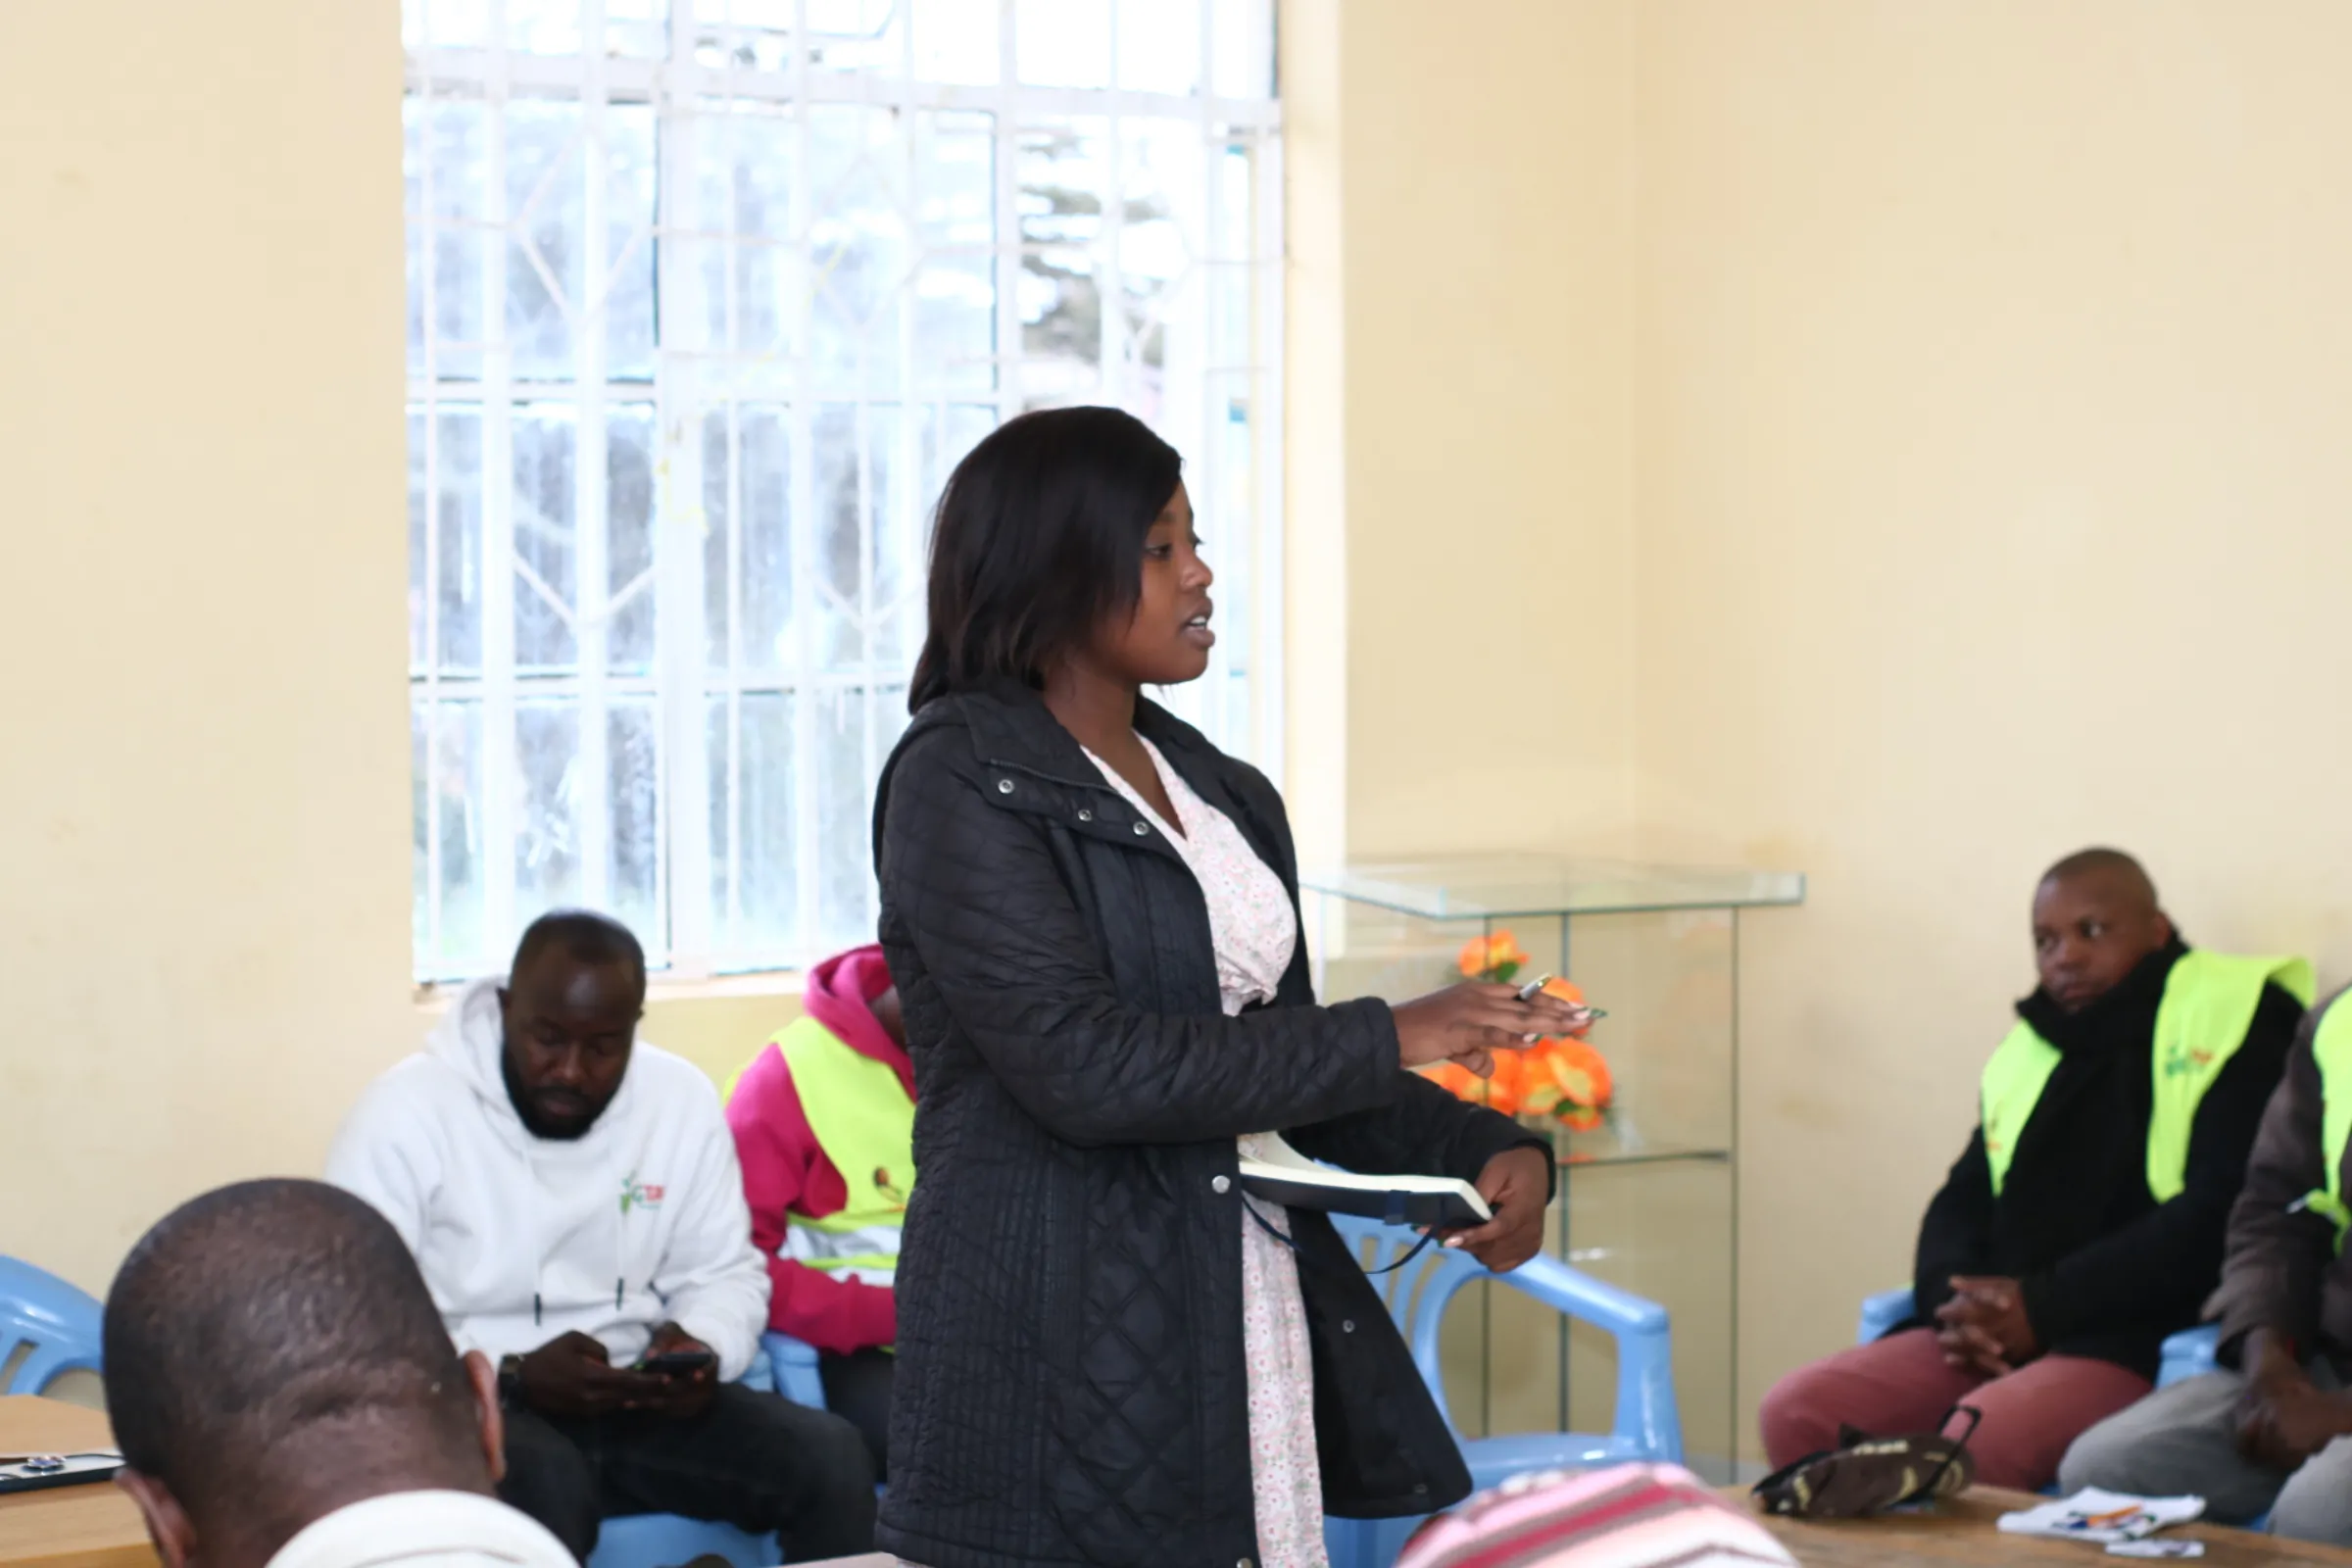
(619, 1173), (666, 1214)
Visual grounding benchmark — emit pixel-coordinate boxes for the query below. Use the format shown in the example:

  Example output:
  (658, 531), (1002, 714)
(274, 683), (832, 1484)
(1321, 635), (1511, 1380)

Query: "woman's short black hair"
(910, 406), (1182, 711)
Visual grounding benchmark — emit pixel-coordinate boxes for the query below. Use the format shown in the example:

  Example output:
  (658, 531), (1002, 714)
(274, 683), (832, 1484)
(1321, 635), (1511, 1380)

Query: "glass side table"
(1300, 856), (1806, 1482)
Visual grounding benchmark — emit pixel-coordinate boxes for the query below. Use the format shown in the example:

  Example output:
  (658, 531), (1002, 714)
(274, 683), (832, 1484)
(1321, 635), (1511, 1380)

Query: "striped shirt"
(1396, 1464), (1795, 1568)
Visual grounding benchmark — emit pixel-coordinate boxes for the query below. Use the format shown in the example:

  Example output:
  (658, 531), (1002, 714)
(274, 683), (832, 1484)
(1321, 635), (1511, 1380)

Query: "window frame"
(407, 0), (1286, 981)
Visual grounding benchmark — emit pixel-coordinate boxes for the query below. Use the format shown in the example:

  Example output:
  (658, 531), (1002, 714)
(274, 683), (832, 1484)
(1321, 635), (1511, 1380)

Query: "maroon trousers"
(1759, 1328), (2152, 1491)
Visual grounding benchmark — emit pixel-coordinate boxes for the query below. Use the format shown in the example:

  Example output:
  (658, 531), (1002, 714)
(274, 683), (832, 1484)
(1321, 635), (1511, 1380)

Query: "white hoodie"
(325, 978), (771, 1380)
(266, 1491), (575, 1568)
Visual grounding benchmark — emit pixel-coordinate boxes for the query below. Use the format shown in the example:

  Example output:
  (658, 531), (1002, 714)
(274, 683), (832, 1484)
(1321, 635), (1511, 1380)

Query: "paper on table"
(1997, 1489), (2205, 1544)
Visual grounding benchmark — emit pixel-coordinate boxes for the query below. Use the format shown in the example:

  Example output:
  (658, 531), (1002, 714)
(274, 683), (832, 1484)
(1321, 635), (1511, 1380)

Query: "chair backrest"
(0, 1255), (105, 1396)
(1328, 1215), (1493, 1435)
(1327, 1212), (1684, 1469)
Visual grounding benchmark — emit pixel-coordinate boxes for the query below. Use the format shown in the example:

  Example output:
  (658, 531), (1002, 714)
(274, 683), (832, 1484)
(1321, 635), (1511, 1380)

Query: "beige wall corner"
(1281, 0), (1349, 876)
(0, 5), (412, 1294)
(1633, 0), (2352, 1453)
(644, 979), (807, 1091)
(1287, 0), (1640, 864)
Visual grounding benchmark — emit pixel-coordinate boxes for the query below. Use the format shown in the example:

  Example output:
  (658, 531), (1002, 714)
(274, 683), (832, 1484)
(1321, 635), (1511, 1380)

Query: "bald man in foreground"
(1759, 850), (2309, 1490)
(103, 1179), (575, 1568)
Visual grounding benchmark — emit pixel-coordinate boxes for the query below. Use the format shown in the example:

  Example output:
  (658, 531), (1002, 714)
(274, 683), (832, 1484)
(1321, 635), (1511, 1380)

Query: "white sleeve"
(656, 1084), (773, 1382)
(321, 1077), (466, 1336)
(323, 1078), (438, 1250)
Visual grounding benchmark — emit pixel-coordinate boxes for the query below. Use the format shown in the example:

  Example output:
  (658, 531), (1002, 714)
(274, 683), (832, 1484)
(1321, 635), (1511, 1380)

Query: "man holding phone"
(327, 911), (876, 1561)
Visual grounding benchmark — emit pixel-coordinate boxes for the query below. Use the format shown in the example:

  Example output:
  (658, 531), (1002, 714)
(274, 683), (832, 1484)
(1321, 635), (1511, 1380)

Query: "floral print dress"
(1085, 737), (1329, 1568)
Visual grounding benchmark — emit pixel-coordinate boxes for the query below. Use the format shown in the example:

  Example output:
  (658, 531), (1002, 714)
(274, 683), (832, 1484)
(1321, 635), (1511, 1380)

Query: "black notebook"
(1237, 1133), (1493, 1229)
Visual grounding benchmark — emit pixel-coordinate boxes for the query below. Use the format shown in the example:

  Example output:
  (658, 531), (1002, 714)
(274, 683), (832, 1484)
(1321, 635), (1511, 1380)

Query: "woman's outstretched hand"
(1392, 982), (1591, 1077)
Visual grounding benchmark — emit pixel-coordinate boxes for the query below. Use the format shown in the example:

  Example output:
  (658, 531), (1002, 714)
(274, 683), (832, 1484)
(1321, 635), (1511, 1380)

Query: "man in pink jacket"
(726, 945), (909, 1479)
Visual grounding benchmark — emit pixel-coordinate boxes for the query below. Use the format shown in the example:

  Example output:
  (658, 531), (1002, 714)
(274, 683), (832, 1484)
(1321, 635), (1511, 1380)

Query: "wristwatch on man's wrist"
(497, 1352), (526, 1407)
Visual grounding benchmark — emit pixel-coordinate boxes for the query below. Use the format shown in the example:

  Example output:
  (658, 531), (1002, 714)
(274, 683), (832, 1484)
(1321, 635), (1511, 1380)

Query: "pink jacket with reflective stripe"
(724, 945), (912, 1355)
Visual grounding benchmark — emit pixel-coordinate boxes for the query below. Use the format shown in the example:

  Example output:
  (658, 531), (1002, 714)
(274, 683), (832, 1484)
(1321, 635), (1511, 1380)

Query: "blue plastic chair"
(760, 1331), (826, 1409)
(1322, 1215), (1682, 1568)
(1856, 1287), (2218, 1391)
(0, 1255), (104, 1396)
(586, 1514), (776, 1568)
(1856, 1286), (1916, 1348)
(2157, 1323), (2220, 1388)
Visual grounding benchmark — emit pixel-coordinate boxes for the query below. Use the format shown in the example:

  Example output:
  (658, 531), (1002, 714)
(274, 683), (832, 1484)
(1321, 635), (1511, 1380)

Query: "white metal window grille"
(406, 0), (1284, 980)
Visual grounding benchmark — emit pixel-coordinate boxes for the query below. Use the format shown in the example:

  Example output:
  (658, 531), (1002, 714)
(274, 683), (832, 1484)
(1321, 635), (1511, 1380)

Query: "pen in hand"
(1514, 973), (1604, 1039)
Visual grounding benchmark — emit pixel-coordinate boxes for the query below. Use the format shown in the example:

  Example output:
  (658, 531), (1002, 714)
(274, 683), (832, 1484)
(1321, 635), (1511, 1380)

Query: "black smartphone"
(638, 1348), (717, 1378)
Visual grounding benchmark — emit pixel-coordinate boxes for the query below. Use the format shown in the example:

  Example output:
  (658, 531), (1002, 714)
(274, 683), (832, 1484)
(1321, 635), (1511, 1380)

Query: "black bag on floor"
(1750, 1405), (1980, 1519)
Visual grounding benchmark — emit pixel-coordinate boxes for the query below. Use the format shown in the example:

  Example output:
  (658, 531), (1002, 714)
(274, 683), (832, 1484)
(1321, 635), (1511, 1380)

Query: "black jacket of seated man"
(1912, 935), (2305, 1379)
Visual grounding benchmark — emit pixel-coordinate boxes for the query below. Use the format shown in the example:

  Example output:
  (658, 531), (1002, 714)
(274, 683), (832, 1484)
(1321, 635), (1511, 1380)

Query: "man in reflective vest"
(1760, 848), (2309, 1491)
(2062, 976), (2352, 1543)
(726, 944), (911, 1480)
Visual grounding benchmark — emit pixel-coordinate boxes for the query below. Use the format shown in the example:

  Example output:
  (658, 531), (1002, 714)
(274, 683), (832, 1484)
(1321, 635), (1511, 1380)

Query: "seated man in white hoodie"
(328, 910), (876, 1562)
(103, 1177), (577, 1568)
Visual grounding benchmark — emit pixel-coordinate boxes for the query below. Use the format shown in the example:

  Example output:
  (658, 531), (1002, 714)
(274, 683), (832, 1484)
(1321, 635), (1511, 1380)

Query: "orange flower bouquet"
(1419, 930), (1614, 1132)
(1456, 929), (1532, 986)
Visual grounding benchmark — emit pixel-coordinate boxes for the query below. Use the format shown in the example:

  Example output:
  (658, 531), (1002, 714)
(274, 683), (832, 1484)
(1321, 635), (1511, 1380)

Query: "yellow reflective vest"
(1982, 951), (2315, 1203)
(767, 1015), (915, 1286)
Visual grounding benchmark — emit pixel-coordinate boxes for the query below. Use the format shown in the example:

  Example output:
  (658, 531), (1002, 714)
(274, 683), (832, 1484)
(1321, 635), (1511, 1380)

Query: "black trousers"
(817, 1347), (895, 1482)
(499, 1383), (877, 1562)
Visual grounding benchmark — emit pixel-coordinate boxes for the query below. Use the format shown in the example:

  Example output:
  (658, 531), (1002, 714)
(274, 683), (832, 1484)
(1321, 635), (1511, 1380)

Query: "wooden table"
(0, 1397), (152, 1568)
(1743, 1487), (2352, 1565)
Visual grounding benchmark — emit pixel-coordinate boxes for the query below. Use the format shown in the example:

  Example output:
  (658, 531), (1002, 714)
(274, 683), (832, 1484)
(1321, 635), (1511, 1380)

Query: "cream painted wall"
(1280, 0), (1350, 875)
(644, 983), (805, 1090)
(1632, 1), (2352, 1452)
(0, 7), (412, 1295)
(1285, 0), (1641, 861)
(1292, 0), (2352, 1462)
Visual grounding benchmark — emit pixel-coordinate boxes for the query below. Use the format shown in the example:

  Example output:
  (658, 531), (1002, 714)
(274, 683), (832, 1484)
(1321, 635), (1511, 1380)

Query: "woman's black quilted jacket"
(870, 681), (1552, 1568)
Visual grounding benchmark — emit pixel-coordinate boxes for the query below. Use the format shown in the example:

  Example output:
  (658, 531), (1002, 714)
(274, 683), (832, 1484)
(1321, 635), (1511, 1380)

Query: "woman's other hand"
(1392, 982), (1591, 1075)
(1444, 1146), (1552, 1272)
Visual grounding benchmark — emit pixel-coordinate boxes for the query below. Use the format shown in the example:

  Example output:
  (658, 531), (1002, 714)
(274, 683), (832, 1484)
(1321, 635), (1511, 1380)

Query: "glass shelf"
(1301, 856), (1805, 921)
(1556, 1144), (1731, 1171)
(1301, 852), (1804, 1483)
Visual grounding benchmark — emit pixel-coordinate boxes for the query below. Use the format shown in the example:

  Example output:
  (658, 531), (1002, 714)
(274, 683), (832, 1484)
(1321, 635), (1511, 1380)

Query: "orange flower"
(1456, 929), (1531, 980)
(1419, 1052), (1533, 1114)
(1488, 1049), (1535, 1116)
(1521, 1037), (1613, 1129)
(1538, 976), (1597, 1039)
(1418, 1060), (1483, 1099)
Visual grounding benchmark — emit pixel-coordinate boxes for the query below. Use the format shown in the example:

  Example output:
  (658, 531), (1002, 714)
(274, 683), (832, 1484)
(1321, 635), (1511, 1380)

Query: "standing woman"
(873, 407), (1583, 1568)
